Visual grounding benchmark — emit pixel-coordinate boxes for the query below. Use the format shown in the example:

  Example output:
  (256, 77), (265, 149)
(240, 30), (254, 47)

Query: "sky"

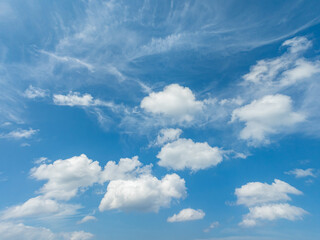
(0, 0), (320, 239)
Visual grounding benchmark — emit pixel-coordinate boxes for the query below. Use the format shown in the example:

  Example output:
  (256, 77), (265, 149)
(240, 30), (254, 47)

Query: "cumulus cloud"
(99, 174), (186, 212)
(285, 168), (316, 178)
(0, 128), (38, 139)
(240, 203), (307, 227)
(101, 156), (152, 182)
(235, 179), (302, 206)
(30, 154), (102, 200)
(1, 196), (81, 220)
(0, 222), (94, 240)
(235, 179), (307, 226)
(155, 128), (182, 146)
(157, 138), (223, 171)
(231, 94), (305, 145)
(167, 208), (205, 222)
(24, 85), (48, 99)
(140, 84), (204, 122)
(282, 36), (312, 54)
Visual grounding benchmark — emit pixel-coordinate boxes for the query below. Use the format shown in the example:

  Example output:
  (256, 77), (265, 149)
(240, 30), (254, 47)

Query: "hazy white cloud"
(24, 85), (48, 99)
(235, 179), (306, 227)
(140, 84), (204, 122)
(282, 36), (312, 54)
(0, 222), (94, 240)
(0, 128), (38, 139)
(285, 168), (316, 178)
(235, 179), (302, 207)
(240, 203), (307, 227)
(155, 128), (182, 146)
(53, 92), (115, 108)
(77, 215), (97, 224)
(99, 173), (186, 212)
(204, 221), (219, 232)
(101, 156), (152, 182)
(157, 138), (223, 171)
(231, 94), (305, 145)
(1, 196), (81, 220)
(167, 208), (205, 222)
(30, 154), (102, 200)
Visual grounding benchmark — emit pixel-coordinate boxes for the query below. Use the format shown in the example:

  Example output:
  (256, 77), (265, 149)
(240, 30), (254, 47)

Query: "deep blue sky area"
(0, 1), (320, 240)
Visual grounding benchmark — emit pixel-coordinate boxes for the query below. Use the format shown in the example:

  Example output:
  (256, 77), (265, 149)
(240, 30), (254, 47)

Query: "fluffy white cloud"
(0, 128), (38, 139)
(140, 84), (204, 122)
(99, 174), (186, 212)
(235, 179), (307, 227)
(1, 196), (81, 220)
(235, 179), (302, 206)
(155, 128), (182, 146)
(24, 85), (48, 99)
(157, 138), (223, 171)
(0, 222), (94, 240)
(285, 168), (316, 178)
(282, 36), (312, 54)
(231, 94), (305, 144)
(240, 203), (307, 227)
(30, 154), (102, 200)
(101, 156), (152, 182)
(167, 208), (205, 222)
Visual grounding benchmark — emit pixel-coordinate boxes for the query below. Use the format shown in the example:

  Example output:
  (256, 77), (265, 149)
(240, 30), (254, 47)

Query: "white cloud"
(53, 92), (115, 108)
(0, 128), (38, 139)
(231, 94), (305, 145)
(24, 85), (48, 99)
(235, 179), (307, 227)
(203, 221), (219, 232)
(77, 215), (97, 224)
(0, 222), (94, 240)
(1, 196), (81, 220)
(157, 138), (223, 171)
(30, 154), (102, 200)
(34, 157), (50, 165)
(235, 179), (302, 207)
(155, 128), (182, 146)
(282, 36), (312, 54)
(240, 203), (307, 227)
(167, 208), (205, 222)
(140, 84), (204, 122)
(99, 173), (186, 212)
(101, 156), (152, 182)
(285, 168), (316, 178)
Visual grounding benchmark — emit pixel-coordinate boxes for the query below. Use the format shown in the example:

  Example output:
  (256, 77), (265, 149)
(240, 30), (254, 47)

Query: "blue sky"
(0, 0), (320, 239)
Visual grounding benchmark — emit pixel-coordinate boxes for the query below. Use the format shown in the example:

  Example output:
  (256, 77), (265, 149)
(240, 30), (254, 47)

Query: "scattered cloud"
(167, 208), (205, 222)
(0, 222), (94, 240)
(154, 128), (182, 146)
(1, 196), (81, 220)
(285, 168), (316, 178)
(235, 179), (307, 226)
(240, 203), (307, 227)
(101, 156), (152, 182)
(203, 221), (219, 232)
(231, 94), (305, 145)
(99, 174), (186, 212)
(24, 85), (48, 99)
(235, 179), (302, 206)
(30, 154), (102, 200)
(77, 215), (97, 224)
(0, 128), (38, 139)
(157, 138), (223, 171)
(140, 84), (204, 123)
